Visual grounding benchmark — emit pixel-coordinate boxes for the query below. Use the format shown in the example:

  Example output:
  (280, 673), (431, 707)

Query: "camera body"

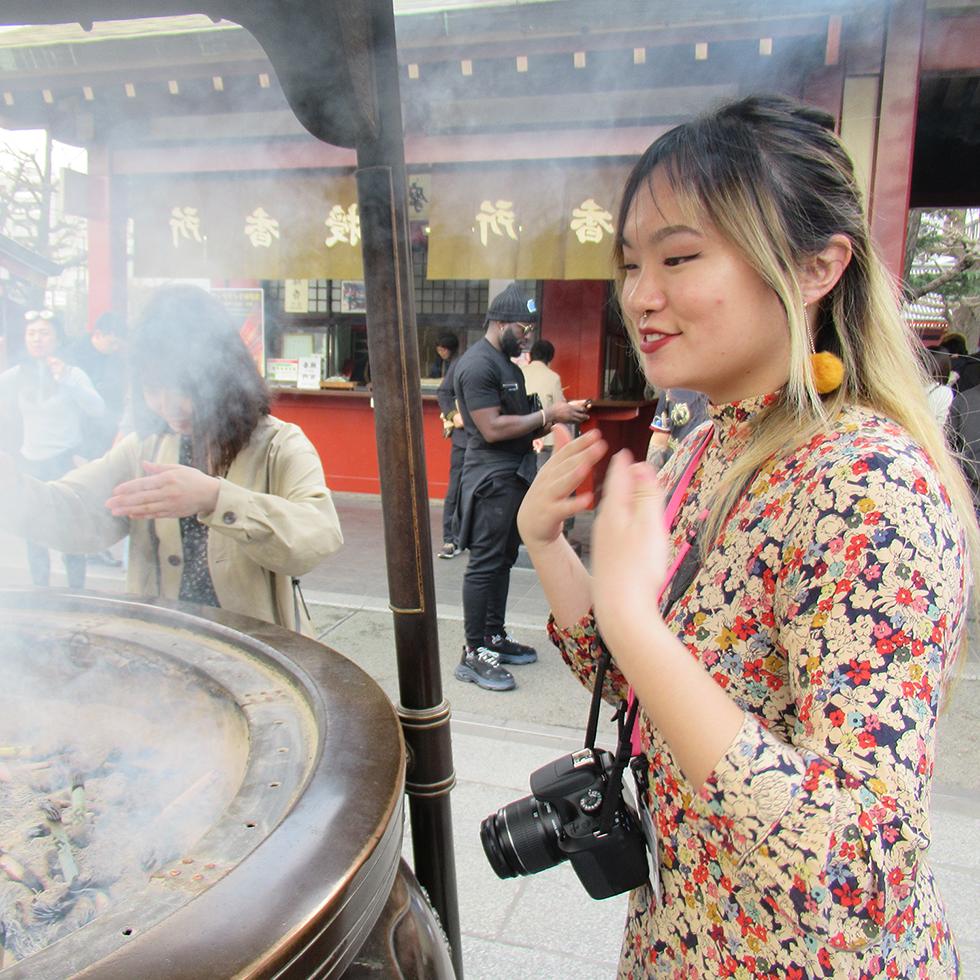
(480, 747), (649, 900)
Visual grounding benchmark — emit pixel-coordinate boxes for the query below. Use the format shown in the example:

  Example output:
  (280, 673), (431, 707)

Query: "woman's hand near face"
(517, 429), (608, 628)
(105, 461), (220, 519)
(517, 428), (606, 552)
(591, 450), (669, 650)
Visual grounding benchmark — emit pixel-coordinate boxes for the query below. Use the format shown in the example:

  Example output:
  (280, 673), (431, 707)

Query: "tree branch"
(906, 255), (977, 301)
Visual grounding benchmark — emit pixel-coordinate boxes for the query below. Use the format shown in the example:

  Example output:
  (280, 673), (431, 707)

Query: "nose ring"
(639, 312), (649, 329)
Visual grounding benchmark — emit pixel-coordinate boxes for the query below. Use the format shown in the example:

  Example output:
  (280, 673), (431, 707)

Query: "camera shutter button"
(579, 788), (604, 813)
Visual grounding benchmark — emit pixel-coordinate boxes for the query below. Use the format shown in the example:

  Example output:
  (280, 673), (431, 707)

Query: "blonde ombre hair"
(614, 95), (977, 676)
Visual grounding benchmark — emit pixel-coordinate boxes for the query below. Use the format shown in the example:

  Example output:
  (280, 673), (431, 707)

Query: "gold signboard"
(426, 162), (629, 281)
(131, 172), (363, 280)
(130, 161), (630, 281)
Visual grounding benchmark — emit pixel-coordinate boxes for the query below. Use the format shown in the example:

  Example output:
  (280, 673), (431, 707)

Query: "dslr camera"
(480, 747), (649, 900)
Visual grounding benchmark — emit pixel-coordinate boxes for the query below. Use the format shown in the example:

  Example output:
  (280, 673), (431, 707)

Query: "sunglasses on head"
(25, 309), (55, 322)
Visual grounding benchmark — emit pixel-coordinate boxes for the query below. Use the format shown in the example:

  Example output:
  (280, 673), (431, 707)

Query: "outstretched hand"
(517, 428), (607, 552)
(591, 450), (669, 650)
(105, 461), (220, 520)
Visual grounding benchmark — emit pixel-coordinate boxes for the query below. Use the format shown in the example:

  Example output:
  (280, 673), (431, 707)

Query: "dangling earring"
(806, 303), (844, 394)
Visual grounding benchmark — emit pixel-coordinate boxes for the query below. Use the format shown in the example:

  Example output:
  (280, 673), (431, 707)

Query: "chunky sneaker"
(454, 646), (516, 691)
(438, 541), (459, 559)
(485, 632), (538, 665)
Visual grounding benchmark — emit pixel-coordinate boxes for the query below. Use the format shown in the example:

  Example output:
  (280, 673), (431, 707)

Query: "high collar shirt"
(549, 393), (966, 978)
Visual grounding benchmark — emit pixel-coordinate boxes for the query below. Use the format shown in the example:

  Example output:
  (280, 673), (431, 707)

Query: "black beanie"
(485, 282), (537, 324)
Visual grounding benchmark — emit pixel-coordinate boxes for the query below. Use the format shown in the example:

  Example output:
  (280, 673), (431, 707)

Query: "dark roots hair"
(130, 284), (270, 474)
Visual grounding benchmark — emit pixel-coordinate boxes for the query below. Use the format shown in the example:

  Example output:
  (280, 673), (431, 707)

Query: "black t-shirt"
(454, 338), (534, 457)
(437, 355), (467, 448)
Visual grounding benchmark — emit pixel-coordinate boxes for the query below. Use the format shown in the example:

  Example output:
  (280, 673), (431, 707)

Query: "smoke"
(0, 621), (248, 965)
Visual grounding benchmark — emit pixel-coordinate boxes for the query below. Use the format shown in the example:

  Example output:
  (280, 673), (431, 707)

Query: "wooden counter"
(270, 386), (451, 496)
(270, 385), (654, 498)
(580, 399), (657, 496)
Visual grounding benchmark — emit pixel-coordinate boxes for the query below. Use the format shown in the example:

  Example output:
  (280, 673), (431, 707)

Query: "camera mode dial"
(578, 788), (604, 813)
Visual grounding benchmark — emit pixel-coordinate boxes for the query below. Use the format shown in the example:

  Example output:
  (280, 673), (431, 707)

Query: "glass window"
(602, 289), (646, 400)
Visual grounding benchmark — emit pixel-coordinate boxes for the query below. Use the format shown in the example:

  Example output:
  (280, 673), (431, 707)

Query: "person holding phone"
(452, 282), (589, 691)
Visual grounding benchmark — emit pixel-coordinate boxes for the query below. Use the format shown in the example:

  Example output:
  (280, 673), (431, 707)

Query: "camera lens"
(480, 794), (565, 880)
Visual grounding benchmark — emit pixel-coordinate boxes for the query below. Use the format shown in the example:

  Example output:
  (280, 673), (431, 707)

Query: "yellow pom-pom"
(810, 351), (844, 394)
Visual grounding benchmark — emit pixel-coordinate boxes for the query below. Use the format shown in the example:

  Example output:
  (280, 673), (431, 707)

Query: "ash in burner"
(0, 628), (247, 967)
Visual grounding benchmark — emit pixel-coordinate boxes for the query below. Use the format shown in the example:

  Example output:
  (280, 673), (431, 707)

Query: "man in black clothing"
(453, 283), (589, 691)
(435, 332), (465, 558)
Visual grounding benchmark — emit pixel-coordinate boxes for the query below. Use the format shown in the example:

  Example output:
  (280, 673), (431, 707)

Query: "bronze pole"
(354, 1), (462, 975)
(0, 0), (463, 972)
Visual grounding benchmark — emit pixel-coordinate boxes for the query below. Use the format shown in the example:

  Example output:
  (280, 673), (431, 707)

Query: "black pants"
(462, 474), (526, 649)
(20, 452), (86, 590)
(442, 442), (466, 545)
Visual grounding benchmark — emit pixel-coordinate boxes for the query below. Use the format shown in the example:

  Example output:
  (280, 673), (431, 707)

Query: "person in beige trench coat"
(0, 285), (342, 635)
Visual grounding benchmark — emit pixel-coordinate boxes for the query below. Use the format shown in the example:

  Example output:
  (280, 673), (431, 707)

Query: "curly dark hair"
(130, 285), (270, 475)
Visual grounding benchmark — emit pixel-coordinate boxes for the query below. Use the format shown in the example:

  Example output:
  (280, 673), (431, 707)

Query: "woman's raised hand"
(517, 428), (607, 552)
(591, 450), (669, 649)
(105, 461), (220, 520)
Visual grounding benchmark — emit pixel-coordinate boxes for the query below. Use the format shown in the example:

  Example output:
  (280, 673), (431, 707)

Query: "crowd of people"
(0, 88), (976, 978)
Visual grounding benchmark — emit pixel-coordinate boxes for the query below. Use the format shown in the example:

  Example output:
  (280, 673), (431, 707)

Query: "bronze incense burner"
(0, 590), (451, 978)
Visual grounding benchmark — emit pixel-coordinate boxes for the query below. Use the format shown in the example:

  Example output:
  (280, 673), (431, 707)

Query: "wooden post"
(353, 1), (463, 973)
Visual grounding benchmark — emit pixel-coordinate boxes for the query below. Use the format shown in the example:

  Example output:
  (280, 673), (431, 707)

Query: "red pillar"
(869, 0), (925, 281)
(87, 144), (128, 326)
(540, 279), (606, 402)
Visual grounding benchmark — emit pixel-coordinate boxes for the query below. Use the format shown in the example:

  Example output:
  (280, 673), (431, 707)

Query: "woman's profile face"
(619, 168), (791, 405)
(24, 320), (58, 360)
(143, 385), (194, 435)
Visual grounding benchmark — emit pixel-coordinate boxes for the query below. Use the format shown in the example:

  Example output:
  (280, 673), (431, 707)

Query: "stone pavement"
(1, 490), (978, 977)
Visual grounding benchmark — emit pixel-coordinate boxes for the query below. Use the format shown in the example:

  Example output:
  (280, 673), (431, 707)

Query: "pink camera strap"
(626, 425), (713, 754)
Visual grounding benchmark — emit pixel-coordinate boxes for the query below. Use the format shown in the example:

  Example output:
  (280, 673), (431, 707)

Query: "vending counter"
(270, 387), (452, 496)
(271, 387), (654, 499)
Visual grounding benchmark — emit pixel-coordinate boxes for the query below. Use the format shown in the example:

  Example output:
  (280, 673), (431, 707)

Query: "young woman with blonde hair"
(519, 94), (973, 978)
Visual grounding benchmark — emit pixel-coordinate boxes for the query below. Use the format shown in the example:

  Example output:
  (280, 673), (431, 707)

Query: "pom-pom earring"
(805, 303), (844, 394)
(811, 351), (845, 394)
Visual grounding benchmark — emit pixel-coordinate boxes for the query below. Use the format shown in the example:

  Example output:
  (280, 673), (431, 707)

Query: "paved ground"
(1, 490), (977, 977)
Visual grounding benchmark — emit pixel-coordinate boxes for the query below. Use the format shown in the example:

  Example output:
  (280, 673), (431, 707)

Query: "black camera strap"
(582, 639), (610, 751)
(584, 638), (639, 835)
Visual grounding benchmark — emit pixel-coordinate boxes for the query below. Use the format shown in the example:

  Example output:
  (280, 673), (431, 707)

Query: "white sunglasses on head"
(25, 309), (55, 322)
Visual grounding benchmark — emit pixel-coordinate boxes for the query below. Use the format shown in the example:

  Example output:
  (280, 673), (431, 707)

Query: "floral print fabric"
(549, 395), (965, 978)
(177, 435), (220, 608)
